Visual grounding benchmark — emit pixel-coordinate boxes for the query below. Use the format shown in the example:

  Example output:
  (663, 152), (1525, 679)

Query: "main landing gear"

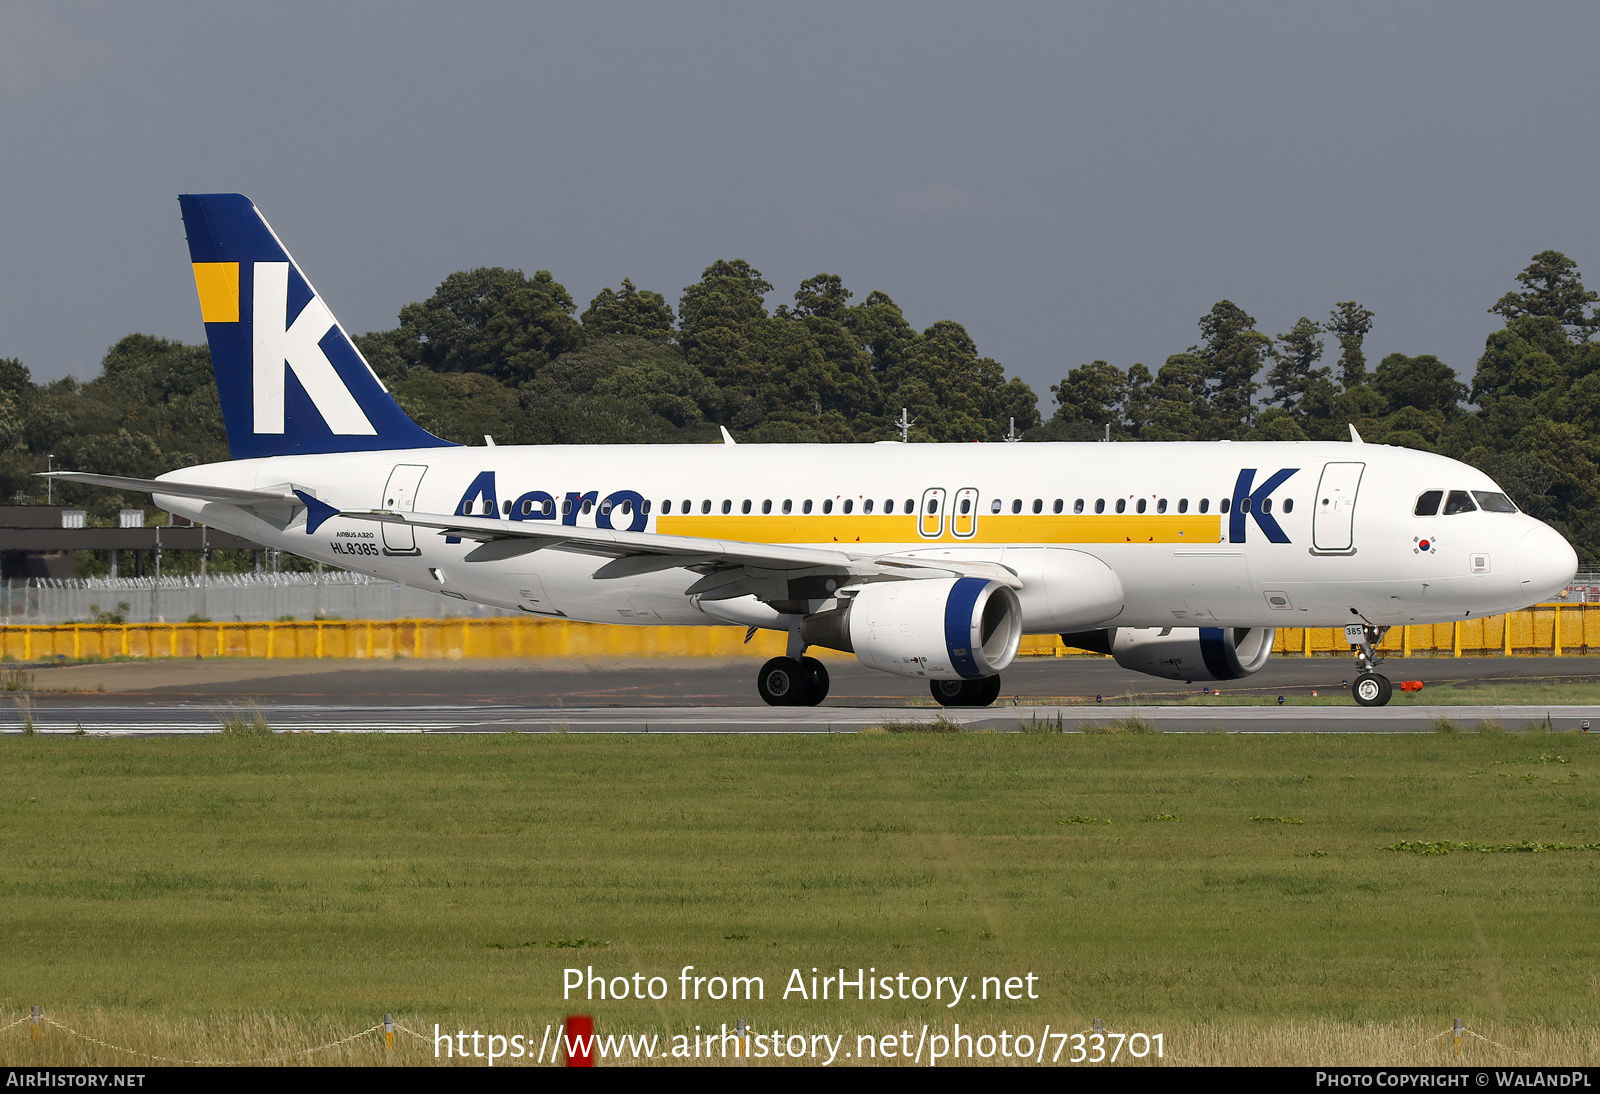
(757, 656), (830, 707)
(1350, 622), (1393, 707)
(929, 676), (1003, 708)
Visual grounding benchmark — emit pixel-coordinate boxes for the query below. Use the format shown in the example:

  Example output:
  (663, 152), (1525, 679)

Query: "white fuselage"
(156, 440), (1577, 633)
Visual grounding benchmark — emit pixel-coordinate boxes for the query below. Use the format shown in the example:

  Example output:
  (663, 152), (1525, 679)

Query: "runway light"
(1584, 720), (1591, 733)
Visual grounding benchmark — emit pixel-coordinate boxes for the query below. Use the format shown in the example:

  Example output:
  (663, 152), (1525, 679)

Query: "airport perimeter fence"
(1, 571), (512, 625)
(0, 604), (1592, 662)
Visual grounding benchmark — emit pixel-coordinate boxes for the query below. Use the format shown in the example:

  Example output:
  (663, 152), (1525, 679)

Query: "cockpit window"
(1442, 490), (1477, 515)
(1414, 490), (1442, 517)
(1473, 490), (1518, 513)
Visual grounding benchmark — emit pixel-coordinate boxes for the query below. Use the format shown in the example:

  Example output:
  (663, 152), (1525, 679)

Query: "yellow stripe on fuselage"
(655, 514), (1222, 545)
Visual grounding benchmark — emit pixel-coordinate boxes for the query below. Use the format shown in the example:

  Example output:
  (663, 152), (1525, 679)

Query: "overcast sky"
(4, 1), (1598, 405)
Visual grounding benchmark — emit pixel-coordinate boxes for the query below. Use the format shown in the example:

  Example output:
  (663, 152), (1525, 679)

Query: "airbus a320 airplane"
(49, 195), (1579, 708)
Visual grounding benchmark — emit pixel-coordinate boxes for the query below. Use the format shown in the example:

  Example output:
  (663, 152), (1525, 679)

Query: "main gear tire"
(798, 656), (830, 706)
(929, 676), (1002, 708)
(758, 657), (807, 706)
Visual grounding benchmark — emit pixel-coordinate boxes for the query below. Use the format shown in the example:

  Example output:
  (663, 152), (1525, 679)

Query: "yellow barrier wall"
(0, 606), (1591, 661)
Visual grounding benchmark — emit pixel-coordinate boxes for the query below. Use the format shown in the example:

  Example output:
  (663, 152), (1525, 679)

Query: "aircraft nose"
(1516, 522), (1579, 603)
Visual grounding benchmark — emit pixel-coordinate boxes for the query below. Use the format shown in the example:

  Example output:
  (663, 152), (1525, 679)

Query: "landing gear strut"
(757, 656), (829, 707)
(930, 676), (1003, 708)
(1350, 623), (1392, 707)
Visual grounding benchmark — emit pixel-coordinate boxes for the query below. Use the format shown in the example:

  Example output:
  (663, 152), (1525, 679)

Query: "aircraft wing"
(339, 508), (1023, 594)
(38, 471), (299, 506)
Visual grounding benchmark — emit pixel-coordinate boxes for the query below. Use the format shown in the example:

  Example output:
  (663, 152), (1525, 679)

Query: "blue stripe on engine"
(1198, 627), (1237, 679)
(944, 577), (988, 679)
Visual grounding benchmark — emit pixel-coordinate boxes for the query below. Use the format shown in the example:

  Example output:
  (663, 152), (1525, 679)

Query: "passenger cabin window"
(1074, 499), (1085, 514)
(782, 499), (792, 514)
(721, 500), (732, 514)
(864, 499), (875, 514)
(991, 498), (1002, 514)
(1473, 491), (1518, 513)
(926, 498), (938, 513)
(1220, 498), (1230, 514)
(701, 500), (711, 514)
(761, 500), (771, 514)
(823, 499), (834, 514)
(1032, 499), (1043, 513)
(1053, 499), (1063, 513)
(1094, 499), (1105, 514)
(843, 499), (853, 514)
(741, 500), (751, 514)
(1012, 499), (1022, 514)
(1115, 499), (1126, 514)
(643, 500), (652, 514)
(1199, 498), (1209, 514)
(904, 499), (914, 513)
(803, 500), (813, 514)
(1260, 499), (1271, 514)
(1443, 490), (1477, 515)
(959, 497), (971, 515)
(1283, 498), (1294, 513)
(1178, 498), (1188, 513)
(1157, 498), (1167, 513)
(1136, 498), (1146, 514)
(1414, 490), (1442, 516)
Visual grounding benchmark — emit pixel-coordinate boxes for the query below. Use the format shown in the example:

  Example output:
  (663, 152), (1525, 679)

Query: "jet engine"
(801, 577), (1023, 680)
(1061, 626), (1275, 682)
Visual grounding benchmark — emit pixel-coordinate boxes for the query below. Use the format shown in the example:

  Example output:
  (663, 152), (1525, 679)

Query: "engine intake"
(1061, 626), (1275, 682)
(801, 577), (1022, 680)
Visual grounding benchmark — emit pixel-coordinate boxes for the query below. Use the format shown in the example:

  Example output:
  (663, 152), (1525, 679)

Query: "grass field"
(1, 730), (1597, 1066)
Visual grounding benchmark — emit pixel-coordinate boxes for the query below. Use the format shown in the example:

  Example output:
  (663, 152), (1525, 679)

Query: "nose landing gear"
(1349, 622), (1392, 707)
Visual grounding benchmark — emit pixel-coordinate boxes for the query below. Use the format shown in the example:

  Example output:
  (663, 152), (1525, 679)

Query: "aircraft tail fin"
(177, 193), (453, 459)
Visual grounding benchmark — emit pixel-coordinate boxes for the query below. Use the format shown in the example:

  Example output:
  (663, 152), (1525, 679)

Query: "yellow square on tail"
(191, 262), (240, 323)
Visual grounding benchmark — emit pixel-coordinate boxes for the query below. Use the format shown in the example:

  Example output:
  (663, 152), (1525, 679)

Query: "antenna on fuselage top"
(1004, 417), (1020, 442)
(897, 408), (915, 443)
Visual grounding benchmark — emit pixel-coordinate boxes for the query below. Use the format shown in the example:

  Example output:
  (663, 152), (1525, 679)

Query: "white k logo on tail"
(251, 262), (376, 435)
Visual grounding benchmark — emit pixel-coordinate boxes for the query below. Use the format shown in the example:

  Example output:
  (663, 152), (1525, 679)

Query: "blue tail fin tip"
(179, 193), (454, 460)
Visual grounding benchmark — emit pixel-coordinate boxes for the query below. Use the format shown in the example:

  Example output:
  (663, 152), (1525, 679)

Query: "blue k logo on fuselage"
(1229, 468), (1298, 543)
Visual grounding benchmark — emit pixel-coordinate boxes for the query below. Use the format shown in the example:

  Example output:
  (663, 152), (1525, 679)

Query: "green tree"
(1490, 250), (1598, 341)
(1266, 317), (1326, 412)
(1193, 301), (1269, 438)
(1139, 354), (1209, 440)
(581, 278), (675, 340)
(1050, 361), (1127, 430)
(394, 267), (532, 372)
(1325, 301), (1375, 389)
(467, 272), (584, 385)
(1372, 353), (1468, 415)
(677, 260), (774, 401)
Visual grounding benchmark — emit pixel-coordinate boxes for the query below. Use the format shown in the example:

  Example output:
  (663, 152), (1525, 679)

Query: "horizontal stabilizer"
(39, 471), (298, 506)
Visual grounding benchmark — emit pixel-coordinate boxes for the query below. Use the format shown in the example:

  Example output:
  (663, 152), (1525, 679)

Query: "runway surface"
(6, 655), (1600, 734)
(10, 701), (1599, 735)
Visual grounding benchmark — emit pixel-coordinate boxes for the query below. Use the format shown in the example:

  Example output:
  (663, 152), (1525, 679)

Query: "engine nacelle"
(801, 577), (1022, 680)
(1061, 626), (1275, 682)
